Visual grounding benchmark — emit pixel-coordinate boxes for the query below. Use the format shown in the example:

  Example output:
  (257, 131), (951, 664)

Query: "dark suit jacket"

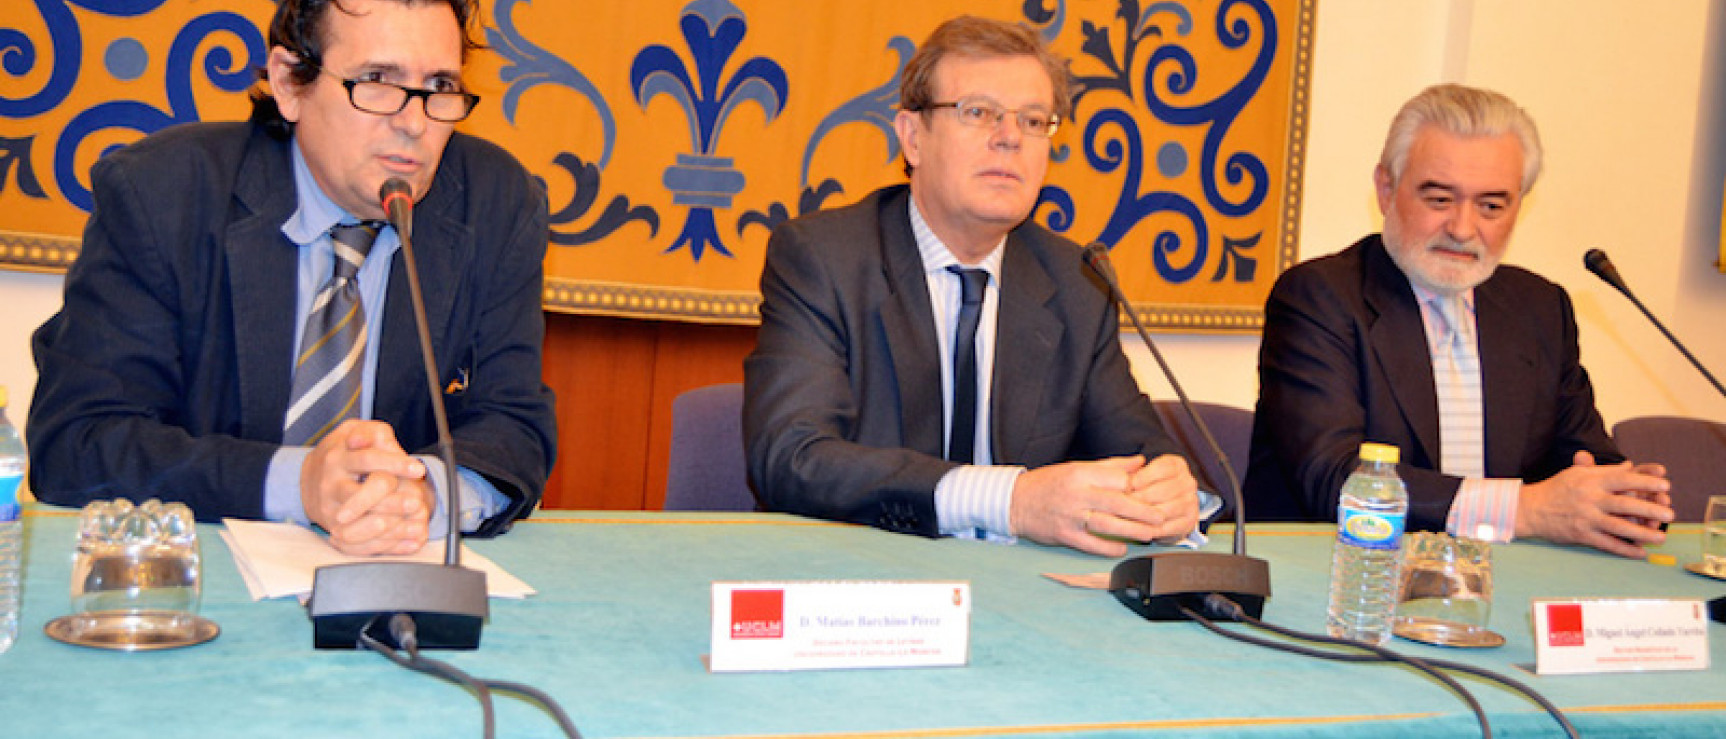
(1243, 234), (1619, 531)
(28, 120), (557, 536)
(743, 185), (1186, 536)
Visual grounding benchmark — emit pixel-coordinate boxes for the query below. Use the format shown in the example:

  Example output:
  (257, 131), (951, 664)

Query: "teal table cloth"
(4, 507), (1722, 737)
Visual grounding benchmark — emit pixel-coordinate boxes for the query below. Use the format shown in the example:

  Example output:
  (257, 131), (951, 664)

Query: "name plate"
(1531, 599), (1710, 675)
(709, 581), (970, 672)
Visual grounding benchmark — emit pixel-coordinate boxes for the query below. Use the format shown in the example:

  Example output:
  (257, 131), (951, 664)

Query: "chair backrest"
(664, 383), (756, 511)
(1154, 400), (1253, 516)
(1610, 415), (1726, 522)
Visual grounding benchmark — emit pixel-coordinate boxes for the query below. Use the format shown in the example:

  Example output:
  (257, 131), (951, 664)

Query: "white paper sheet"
(220, 518), (535, 601)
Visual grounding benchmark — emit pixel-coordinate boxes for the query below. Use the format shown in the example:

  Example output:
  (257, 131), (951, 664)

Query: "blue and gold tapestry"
(0, 0), (1312, 331)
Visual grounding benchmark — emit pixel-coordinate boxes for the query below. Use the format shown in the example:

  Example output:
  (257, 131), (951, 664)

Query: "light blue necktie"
(1432, 295), (1485, 478)
(283, 222), (380, 446)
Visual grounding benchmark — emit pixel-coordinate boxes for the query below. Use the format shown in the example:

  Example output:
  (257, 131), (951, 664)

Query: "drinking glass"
(46, 499), (215, 649)
(1703, 495), (1726, 575)
(1393, 532), (1500, 647)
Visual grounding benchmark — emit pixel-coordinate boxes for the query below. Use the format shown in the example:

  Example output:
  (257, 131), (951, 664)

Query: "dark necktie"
(946, 266), (989, 463)
(283, 222), (381, 445)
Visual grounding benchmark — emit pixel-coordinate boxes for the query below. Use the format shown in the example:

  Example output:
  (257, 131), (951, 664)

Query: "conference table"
(5, 506), (1723, 737)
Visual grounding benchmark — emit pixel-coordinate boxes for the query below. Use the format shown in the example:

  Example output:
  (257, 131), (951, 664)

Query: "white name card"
(709, 581), (970, 672)
(1531, 599), (1711, 675)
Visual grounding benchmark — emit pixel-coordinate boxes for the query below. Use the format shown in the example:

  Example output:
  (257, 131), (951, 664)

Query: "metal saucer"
(1393, 616), (1505, 648)
(44, 611), (219, 651)
(1683, 561), (1726, 582)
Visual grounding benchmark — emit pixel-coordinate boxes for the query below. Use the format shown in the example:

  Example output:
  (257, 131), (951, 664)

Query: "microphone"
(380, 178), (414, 243)
(1082, 243), (1270, 621)
(307, 178), (489, 650)
(1584, 248), (1726, 400)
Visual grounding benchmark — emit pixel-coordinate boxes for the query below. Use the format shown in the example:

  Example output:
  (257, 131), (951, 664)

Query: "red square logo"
(730, 589), (784, 640)
(1546, 603), (1585, 647)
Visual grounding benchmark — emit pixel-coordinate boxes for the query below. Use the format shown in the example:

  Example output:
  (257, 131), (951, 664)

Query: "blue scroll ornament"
(45, 8), (262, 212)
(1044, 0), (1271, 284)
(489, 0), (657, 246)
(738, 35), (914, 238)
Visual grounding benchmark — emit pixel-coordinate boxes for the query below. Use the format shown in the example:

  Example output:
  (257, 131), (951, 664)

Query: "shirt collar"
(908, 197), (1005, 277)
(281, 139), (360, 247)
(1408, 280), (1475, 315)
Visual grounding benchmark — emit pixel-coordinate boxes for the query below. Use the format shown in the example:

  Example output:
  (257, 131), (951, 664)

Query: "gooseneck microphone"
(1082, 243), (1270, 621)
(307, 178), (489, 650)
(1584, 248), (1726, 400)
(379, 177), (458, 562)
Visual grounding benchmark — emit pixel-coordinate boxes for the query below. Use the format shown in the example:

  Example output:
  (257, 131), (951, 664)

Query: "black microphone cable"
(1182, 595), (1578, 739)
(357, 614), (583, 739)
(1179, 599), (1489, 737)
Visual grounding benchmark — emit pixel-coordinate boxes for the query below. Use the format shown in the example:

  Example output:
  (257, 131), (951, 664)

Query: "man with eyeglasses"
(744, 15), (1209, 556)
(28, 0), (556, 555)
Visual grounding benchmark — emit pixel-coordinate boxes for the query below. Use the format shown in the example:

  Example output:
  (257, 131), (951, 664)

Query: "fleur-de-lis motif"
(631, 0), (787, 261)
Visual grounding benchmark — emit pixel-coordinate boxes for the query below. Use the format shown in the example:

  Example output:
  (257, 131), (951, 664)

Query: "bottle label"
(1338, 505), (1405, 550)
(0, 472), (17, 521)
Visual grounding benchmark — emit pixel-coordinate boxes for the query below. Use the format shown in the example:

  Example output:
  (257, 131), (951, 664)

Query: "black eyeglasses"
(918, 95), (1061, 138)
(318, 67), (481, 123)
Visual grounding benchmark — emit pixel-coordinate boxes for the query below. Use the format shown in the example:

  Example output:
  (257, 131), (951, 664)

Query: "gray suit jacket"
(1243, 234), (1619, 530)
(744, 185), (1185, 536)
(28, 120), (557, 536)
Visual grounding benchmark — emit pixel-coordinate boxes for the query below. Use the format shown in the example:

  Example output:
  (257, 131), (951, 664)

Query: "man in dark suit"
(744, 16), (1206, 557)
(28, 0), (555, 555)
(1244, 84), (1670, 558)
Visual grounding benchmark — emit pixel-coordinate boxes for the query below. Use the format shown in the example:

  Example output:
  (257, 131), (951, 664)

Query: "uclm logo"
(1546, 603), (1585, 647)
(730, 589), (784, 639)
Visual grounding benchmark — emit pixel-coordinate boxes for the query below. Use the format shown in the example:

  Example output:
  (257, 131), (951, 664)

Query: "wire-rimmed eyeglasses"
(916, 95), (1061, 138)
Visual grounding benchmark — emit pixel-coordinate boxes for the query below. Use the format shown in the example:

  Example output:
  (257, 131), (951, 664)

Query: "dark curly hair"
(250, 0), (483, 139)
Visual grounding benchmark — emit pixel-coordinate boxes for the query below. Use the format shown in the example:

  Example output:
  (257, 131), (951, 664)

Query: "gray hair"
(1379, 83), (1543, 194)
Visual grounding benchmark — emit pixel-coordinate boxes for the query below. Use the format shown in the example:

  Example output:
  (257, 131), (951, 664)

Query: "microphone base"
(308, 562), (488, 650)
(1109, 551), (1271, 622)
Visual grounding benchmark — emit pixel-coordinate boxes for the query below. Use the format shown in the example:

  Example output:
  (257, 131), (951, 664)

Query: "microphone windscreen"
(1583, 248), (1630, 296)
(1082, 243), (1118, 285)
(379, 179), (414, 240)
(379, 178), (412, 204)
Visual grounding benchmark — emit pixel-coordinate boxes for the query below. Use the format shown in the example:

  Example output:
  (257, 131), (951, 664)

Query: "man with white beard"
(1242, 83), (1672, 558)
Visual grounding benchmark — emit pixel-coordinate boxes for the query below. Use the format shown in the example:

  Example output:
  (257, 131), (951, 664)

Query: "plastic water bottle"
(1325, 442), (1408, 645)
(0, 386), (25, 654)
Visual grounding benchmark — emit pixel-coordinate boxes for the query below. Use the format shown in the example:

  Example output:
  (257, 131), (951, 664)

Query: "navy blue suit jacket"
(743, 185), (1186, 536)
(28, 121), (556, 536)
(1243, 235), (1619, 531)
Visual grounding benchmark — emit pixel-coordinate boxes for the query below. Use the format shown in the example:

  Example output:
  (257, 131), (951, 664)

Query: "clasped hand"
(1518, 450), (1673, 558)
(300, 420), (436, 556)
(1009, 453), (1201, 557)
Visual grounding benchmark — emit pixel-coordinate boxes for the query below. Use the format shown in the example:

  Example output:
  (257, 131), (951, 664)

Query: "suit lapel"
(872, 190), (944, 457)
(1473, 277), (1535, 475)
(228, 130), (300, 443)
(1361, 239), (1442, 466)
(991, 234), (1060, 463)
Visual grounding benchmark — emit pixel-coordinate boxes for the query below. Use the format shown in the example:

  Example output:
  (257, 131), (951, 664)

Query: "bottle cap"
(1359, 442), (1400, 464)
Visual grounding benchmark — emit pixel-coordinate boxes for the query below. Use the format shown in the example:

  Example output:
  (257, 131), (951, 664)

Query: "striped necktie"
(1431, 294), (1485, 478)
(283, 222), (381, 446)
(946, 266), (988, 464)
